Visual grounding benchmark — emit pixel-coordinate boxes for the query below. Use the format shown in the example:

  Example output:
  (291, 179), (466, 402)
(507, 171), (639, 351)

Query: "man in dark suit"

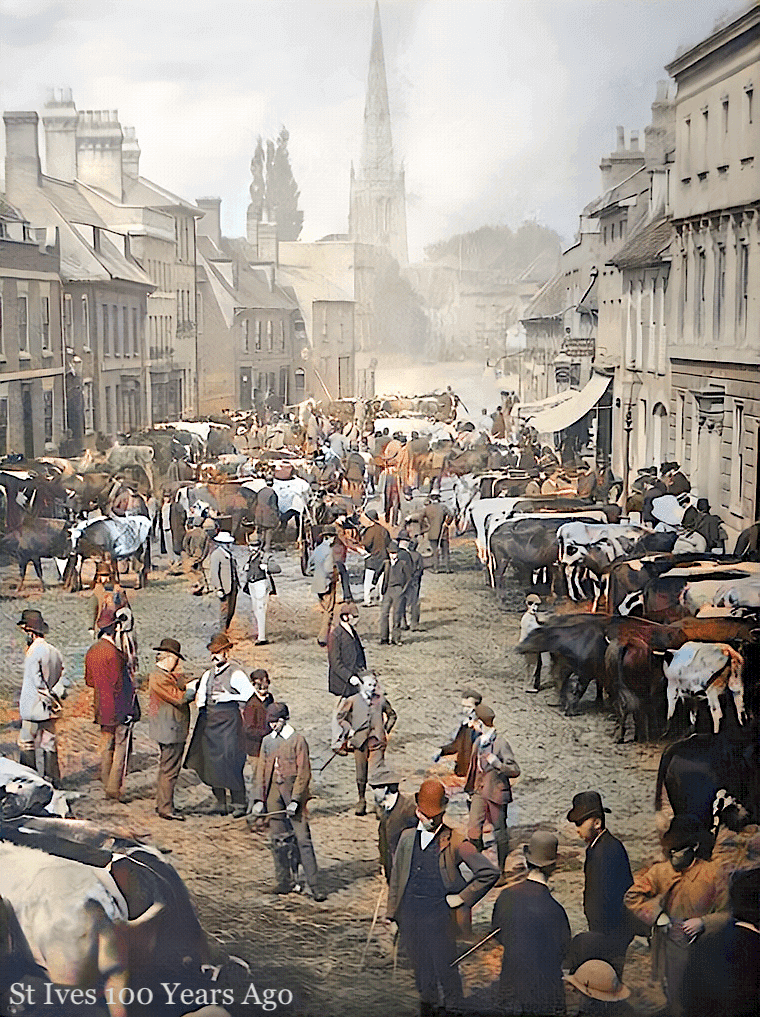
(465, 703), (521, 884)
(362, 508), (390, 605)
(492, 831), (572, 1016)
(327, 603), (367, 696)
(369, 767), (417, 882)
(379, 541), (411, 645)
(255, 476), (280, 553)
(681, 867), (760, 1017)
(566, 790), (635, 976)
(434, 688), (481, 777)
(387, 778), (499, 1017)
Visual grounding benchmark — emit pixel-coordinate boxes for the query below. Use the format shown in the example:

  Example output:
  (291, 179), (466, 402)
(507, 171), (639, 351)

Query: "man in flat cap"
(387, 778), (499, 1016)
(251, 702), (326, 901)
(465, 703), (521, 885)
(16, 609), (69, 786)
(624, 814), (726, 1017)
(567, 790), (635, 976)
(148, 637), (194, 820)
(492, 830), (571, 1016)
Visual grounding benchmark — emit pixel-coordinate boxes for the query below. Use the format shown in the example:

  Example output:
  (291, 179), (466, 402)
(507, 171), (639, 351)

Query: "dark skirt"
(183, 702), (246, 791)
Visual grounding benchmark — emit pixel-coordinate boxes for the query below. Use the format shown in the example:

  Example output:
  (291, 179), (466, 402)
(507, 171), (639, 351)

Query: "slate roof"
(520, 270), (568, 320)
(609, 216), (672, 269)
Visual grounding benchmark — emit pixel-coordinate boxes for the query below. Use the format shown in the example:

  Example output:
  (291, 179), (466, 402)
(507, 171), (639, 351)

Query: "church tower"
(348, 1), (408, 266)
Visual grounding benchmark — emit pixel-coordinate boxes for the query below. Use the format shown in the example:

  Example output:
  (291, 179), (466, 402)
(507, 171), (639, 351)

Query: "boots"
(230, 789), (247, 818)
(494, 828), (510, 886)
(270, 833), (295, 893)
(19, 749), (37, 773)
(354, 783), (367, 815)
(211, 787), (229, 815)
(43, 752), (61, 789)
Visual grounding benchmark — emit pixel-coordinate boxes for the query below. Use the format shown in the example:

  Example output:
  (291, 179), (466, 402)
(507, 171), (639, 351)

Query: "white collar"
(417, 820), (440, 850)
(479, 728), (496, 746)
(275, 723), (294, 740)
(588, 829), (605, 851)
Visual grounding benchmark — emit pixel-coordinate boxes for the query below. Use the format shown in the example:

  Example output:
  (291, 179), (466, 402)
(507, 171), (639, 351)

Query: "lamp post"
(622, 401), (634, 511)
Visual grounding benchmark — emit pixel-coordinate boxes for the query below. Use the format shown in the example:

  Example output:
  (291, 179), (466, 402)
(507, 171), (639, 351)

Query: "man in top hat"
(624, 814), (727, 1017)
(387, 778), (499, 1017)
(433, 688), (482, 777)
(335, 671), (397, 816)
(183, 633), (254, 817)
(16, 609), (69, 786)
(254, 476), (280, 554)
(421, 492), (453, 573)
(327, 601), (367, 696)
(567, 791), (635, 976)
(681, 866), (760, 1017)
(369, 766), (417, 883)
(379, 541), (412, 646)
(491, 830), (571, 1016)
(564, 960), (633, 1016)
(84, 604), (138, 801)
(250, 702), (326, 901)
(208, 529), (240, 631)
(148, 637), (194, 820)
(465, 703), (521, 885)
(362, 508), (391, 606)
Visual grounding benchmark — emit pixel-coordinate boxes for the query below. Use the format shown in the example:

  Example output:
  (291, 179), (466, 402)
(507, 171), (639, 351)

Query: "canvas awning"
(525, 373), (612, 433)
(513, 390), (576, 418)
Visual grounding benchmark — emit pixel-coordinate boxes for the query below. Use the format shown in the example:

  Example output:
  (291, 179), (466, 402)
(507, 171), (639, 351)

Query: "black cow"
(654, 725), (760, 831)
(516, 613), (609, 715)
(0, 517), (72, 590)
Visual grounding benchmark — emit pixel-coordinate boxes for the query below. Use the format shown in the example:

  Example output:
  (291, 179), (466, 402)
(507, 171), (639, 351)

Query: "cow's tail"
(654, 741), (674, 816)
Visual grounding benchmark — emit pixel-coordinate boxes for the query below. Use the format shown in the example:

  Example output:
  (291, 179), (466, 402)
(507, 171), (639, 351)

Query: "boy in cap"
(387, 778), (499, 1016)
(491, 830), (571, 1016)
(148, 637), (193, 820)
(624, 814), (726, 1017)
(465, 703), (521, 885)
(566, 791), (635, 976)
(519, 593), (548, 693)
(16, 609), (69, 786)
(251, 702), (326, 901)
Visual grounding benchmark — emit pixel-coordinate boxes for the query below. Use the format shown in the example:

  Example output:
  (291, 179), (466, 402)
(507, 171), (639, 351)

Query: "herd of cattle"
(455, 469), (760, 841)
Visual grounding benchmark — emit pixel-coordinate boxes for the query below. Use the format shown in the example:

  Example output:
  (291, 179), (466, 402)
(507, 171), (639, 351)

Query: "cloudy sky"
(0, 0), (748, 260)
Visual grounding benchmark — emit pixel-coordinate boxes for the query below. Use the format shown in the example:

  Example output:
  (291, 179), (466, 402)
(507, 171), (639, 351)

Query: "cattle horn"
(126, 901), (165, 927)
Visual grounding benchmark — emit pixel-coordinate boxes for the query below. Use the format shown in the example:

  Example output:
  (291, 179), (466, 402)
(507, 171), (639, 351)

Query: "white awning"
(525, 373), (612, 434)
(513, 390), (576, 418)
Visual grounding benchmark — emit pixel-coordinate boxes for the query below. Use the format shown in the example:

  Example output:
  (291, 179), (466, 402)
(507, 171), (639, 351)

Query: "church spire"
(361, 1), (394, 179)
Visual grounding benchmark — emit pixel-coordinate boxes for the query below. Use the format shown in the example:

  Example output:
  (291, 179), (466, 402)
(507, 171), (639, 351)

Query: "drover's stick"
(450, 927), (500, 966)
(358, 881), (386, 971)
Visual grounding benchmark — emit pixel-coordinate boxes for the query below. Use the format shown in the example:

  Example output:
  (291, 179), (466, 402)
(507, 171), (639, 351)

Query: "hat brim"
(566, 805), (611, 824)
(414, 791), (449, 817)
(563, 973), (630, 1002)
(152, 644), (185, 660)
(214, 532), (235, 543)
(522, 845), (557, 868)
(207, 637), (234, 652)
(17, 619), (49, 635)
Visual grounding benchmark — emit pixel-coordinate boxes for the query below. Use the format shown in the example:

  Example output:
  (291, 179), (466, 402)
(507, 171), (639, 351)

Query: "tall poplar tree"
(266, 128), (304, 242)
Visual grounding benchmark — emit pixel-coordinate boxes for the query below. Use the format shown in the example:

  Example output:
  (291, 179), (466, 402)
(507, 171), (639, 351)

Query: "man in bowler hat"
(148, 637), (194, 819)
(387, 777), (499, 1017)
(16, 609), (69, 786)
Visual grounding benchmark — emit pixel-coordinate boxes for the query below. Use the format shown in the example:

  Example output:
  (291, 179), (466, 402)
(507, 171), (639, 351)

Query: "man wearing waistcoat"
(387, 778), (499, 1016)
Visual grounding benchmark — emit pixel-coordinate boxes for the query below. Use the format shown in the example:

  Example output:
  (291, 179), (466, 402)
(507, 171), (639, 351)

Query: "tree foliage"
(424, 221), (562, 280)
(248, 127), (304, 242)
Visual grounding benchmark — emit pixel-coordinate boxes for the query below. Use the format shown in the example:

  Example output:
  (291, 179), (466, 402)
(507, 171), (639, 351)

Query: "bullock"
(0, 758), (69, 819)
(604, 554), (752, 618)
(712, 574), (760, 612)
(0, 517), (72, 590)
(734, 521), (760, 560)
(654, 727), (760, 830)
(556, 521), (650, 602)
(662, 641), (746, 734)
(515, 613), (609, 715)
(0, 817), (213, 1017)
(105, 445), (156, 494)
(64, 516), (152, 591)
(602, 616), (668, 743)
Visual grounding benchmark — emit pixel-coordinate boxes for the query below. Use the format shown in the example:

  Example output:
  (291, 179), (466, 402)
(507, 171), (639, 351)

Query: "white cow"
(663, 641), (745, 733)
(713, 575), (760, 610)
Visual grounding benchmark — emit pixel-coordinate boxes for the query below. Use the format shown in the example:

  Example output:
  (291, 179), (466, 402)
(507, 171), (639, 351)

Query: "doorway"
(21, 384), (34, 460)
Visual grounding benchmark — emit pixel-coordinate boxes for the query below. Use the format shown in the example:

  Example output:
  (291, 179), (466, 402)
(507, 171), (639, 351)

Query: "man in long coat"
(421, 493), (453, 572)
(255, 477), (280, 553)
(369, 768), (417, 883)
(361, 508), (390, 606)
(335, 672), (396, 815)
(492, 831), (572, 1016)
(566, 790), (635, 976)
(387, 778), (499, 1017)
(327, 603), (367, 696)
(184, 633), (254, 816)
(84, 605), (137, 801)
(208, 530), (239, 631)
(17, 609), (69, 786)
(465, 703), (520, 883)
(148, 636), (192, 820)
(250, 702), (326, 901)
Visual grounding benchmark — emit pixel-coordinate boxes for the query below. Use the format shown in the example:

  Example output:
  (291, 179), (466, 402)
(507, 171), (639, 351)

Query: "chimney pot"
(630, 130), (639, 150)
(616, 125), (625, 150)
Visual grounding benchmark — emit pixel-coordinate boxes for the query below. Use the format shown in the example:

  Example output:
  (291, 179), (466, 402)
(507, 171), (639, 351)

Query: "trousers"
(266, 783), (319, 889)
(248, 578), (269, 641)
(468, 792), (510, 869)
(380, 586), (405, 642)
(156, 741), (184, 815)
(99, 724), (131, 798)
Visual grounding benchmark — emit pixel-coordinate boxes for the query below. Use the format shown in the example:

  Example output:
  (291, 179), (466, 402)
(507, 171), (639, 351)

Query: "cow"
(712, 574), (760, 612)
(0, 818), (212, 1017)
(557, 521), (650, 602)
(105, 445), (156, 494)
(602, 616), (668, 743)
(0, 517), (72, 590)
(0, 758), (69, 819)
(515, 613), (609, 715)
(654, 727), (760, 830)
(65, 516), (152, 591)
(662, 641), (746, 734)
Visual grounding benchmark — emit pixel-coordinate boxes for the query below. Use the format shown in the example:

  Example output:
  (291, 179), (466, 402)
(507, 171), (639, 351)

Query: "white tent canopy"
(524, 374), (612, 434)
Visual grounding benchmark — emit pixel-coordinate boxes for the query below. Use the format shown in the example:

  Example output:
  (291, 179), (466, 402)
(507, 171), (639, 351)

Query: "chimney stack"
(616, 126), (625, 150)
(255, 219), (279, 268)
(76, 109), (123, 199)
(42, 87), (78, 181)
(122, 126), (140, 179)
(3, 112), (42, 201)
(196, 197), (222, 248)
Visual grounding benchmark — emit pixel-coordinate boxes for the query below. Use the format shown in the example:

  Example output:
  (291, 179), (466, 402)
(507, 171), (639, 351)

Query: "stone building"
(665, 2), (760, 539)
(0, 198), (64, 458)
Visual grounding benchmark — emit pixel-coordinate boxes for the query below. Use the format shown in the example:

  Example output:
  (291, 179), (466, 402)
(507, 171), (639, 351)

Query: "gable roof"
(609, 215), (673, 269)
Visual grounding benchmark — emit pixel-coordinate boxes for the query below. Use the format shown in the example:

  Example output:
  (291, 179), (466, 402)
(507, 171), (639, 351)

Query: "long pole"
(358, 881), (385, 971)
